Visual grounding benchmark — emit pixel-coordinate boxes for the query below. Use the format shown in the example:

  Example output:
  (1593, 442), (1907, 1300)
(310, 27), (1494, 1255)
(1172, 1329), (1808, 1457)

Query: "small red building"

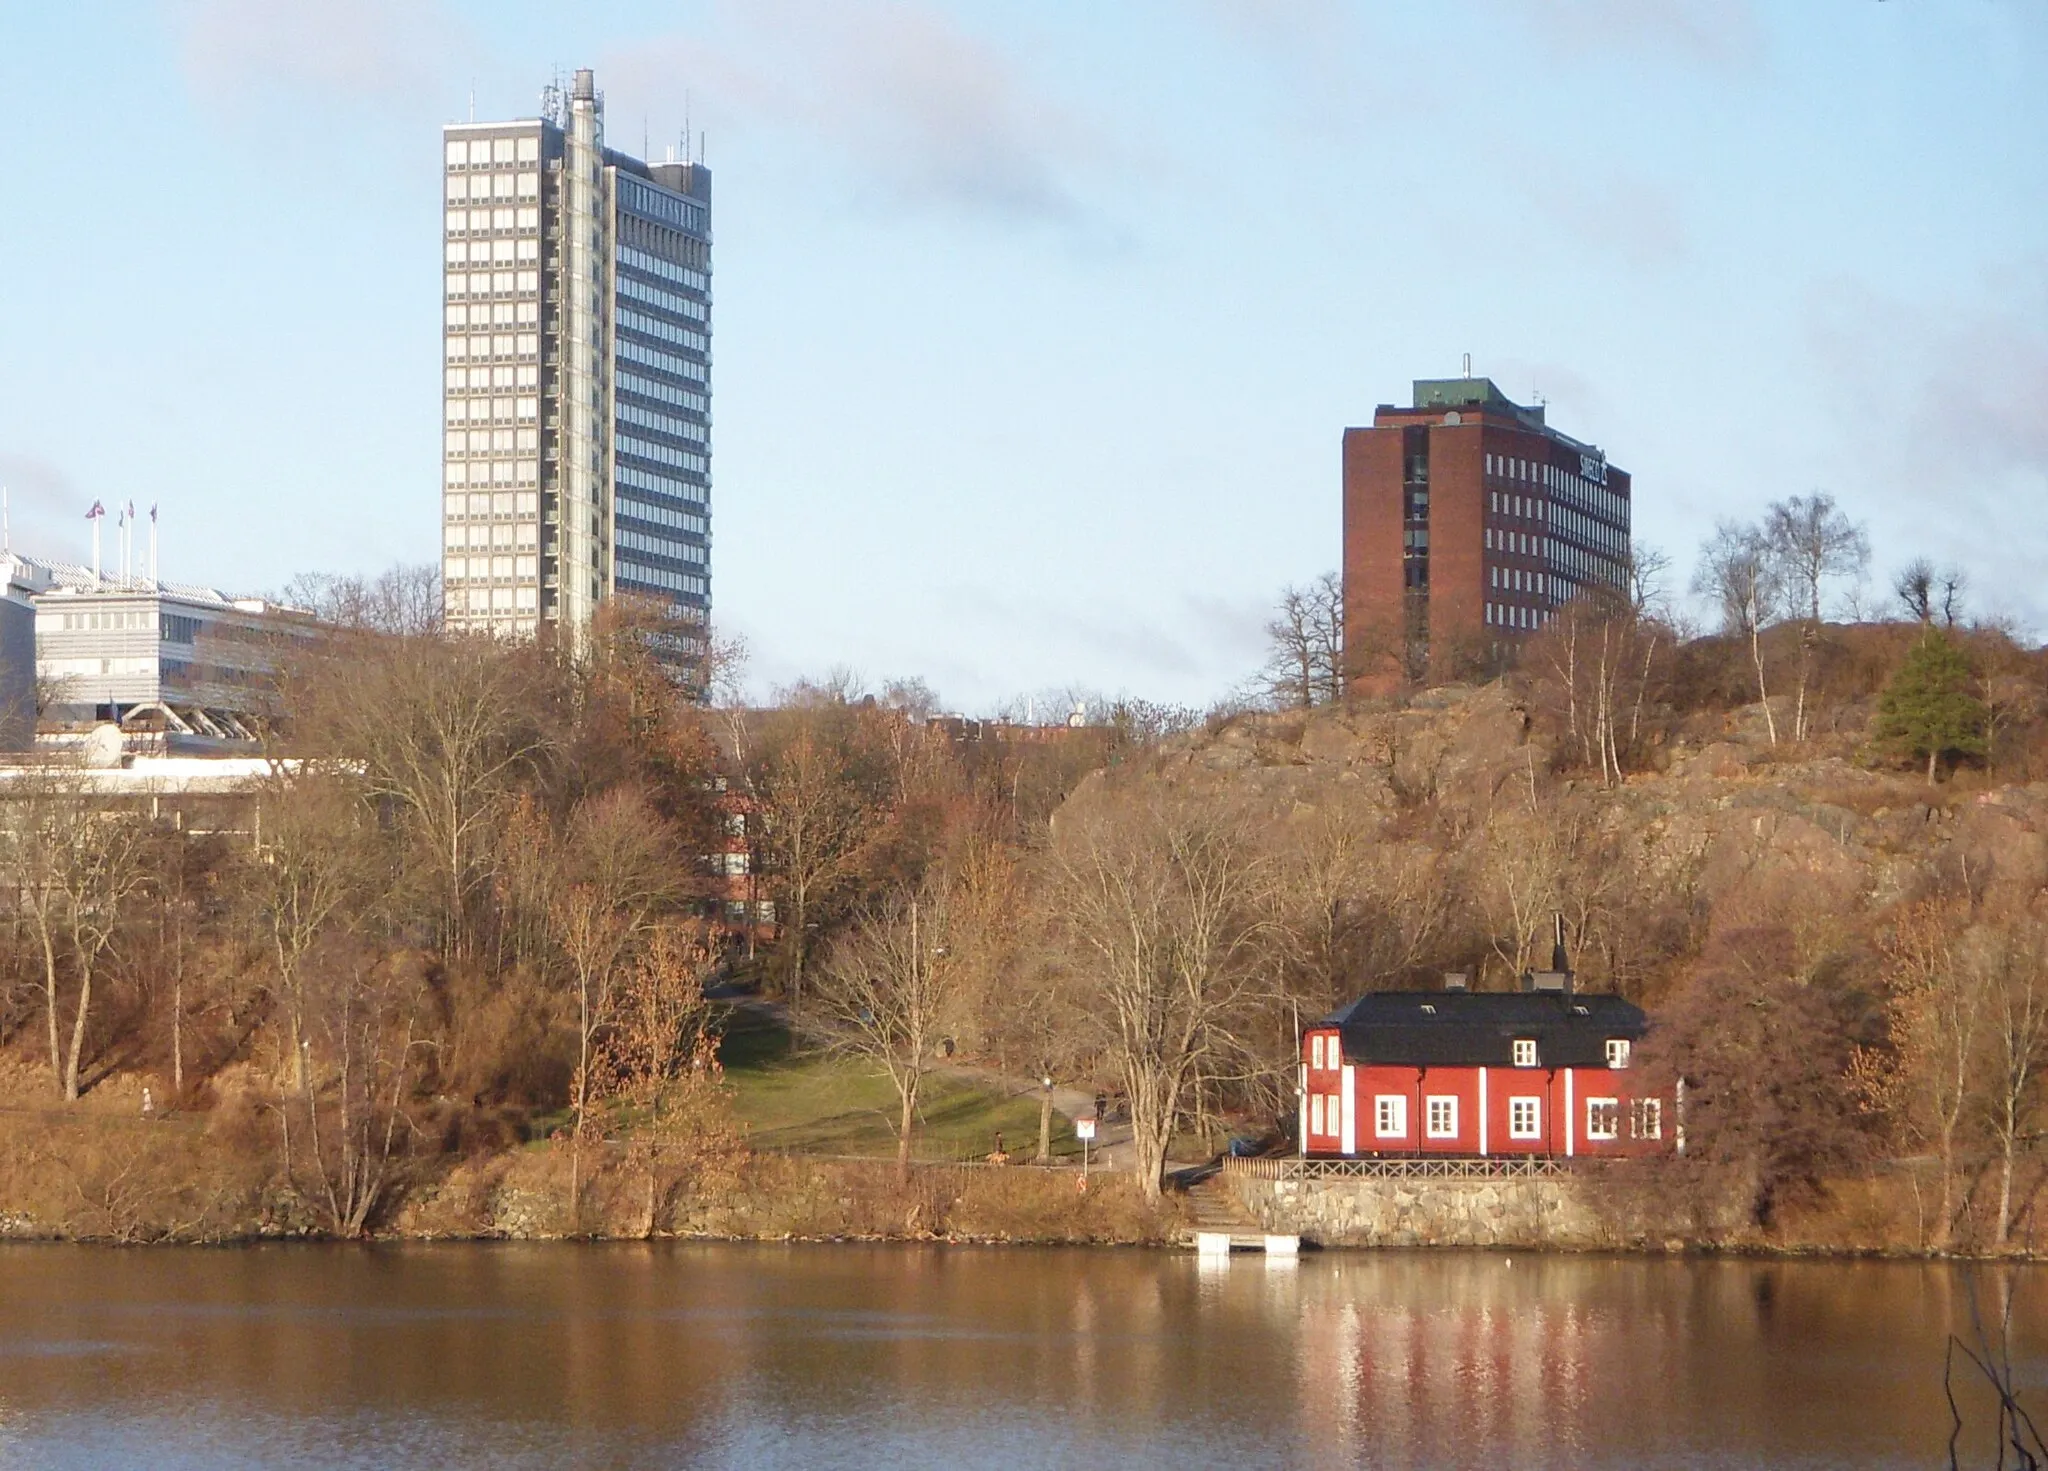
(1300, 973), (1668, 1159)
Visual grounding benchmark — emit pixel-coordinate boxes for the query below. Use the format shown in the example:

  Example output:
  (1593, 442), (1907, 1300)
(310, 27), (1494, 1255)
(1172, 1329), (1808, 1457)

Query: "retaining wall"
(1226, 1169), (1609, 1249)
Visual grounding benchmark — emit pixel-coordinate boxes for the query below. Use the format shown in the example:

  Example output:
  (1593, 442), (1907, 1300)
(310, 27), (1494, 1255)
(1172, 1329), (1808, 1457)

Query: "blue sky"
(1, 1), (2043, 710)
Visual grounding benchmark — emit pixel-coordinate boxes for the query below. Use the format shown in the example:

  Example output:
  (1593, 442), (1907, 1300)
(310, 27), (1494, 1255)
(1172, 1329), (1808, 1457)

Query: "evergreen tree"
(1870, 630), (1986, 784)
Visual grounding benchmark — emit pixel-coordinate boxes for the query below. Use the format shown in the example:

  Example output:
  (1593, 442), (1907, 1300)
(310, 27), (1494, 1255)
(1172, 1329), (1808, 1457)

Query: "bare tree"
(1892, 559), (1970, 630)
(284, 564), (444, 637)
(1693, 521), (1787, 744)
(1534, 589), (1666, 786)
(1977, 919), (2048, 1248)
(1855, 900), (1983, 1249)
(1938, 566), (1968, 629)
(1895, 559), (1936, 624)
(814, 880), (959, 1179)
(285, 631), (552, 956)
(1763, 494), (1870, 740)
(244, 774), (375, 1092)
(1765, 494), (1870, 625)
(586, 924), (730, 1235)
(0, 777), (153, 1100)
(280, 946), (430, 1237)
(1626, 544), (1673, 619)
(754, 715), (873, 1014)
(549, 788), (681, 1222)
(1259, 572), (1344, 710)
(1047, 788), (1273, 1200)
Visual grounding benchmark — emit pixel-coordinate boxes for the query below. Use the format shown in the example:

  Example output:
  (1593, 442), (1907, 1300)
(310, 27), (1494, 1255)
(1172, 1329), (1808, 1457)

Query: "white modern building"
(442, 68), (712, 645)
(2, 551), (307, 748)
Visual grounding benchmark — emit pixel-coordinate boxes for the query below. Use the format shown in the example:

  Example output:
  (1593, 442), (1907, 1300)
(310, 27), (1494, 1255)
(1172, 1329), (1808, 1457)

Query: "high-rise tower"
(1342, 377), (1632, 688)
(441, 69), (711, 646)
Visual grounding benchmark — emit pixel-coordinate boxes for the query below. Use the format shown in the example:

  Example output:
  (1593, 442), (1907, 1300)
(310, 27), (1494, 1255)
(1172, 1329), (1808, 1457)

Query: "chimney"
(1442, 971), (1470, 992)
(572, 68), (596, 102)
(1525, 913), (1575, 996)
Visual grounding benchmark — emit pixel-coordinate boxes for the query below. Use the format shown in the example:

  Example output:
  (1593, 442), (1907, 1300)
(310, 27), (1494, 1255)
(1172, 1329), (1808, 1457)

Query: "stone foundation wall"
(1227, 1171), (1610, 1249)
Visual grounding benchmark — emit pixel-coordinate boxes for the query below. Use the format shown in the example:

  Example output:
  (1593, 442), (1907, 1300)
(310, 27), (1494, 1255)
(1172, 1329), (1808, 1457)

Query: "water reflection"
(0, 1243), (2037, 1468)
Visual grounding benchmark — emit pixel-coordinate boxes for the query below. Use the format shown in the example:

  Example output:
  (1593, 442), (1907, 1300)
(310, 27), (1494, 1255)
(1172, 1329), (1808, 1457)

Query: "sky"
(1, 1), (2044, 713)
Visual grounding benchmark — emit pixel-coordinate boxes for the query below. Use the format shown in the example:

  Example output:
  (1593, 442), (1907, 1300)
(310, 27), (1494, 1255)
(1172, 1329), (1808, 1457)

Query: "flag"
(85, 501), (103, 519)
(149, 504), (158, 523)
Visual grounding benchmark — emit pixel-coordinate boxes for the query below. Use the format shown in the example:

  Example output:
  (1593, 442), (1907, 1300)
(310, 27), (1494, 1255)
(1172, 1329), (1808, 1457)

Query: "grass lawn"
(716, 1006), (1082, 1162)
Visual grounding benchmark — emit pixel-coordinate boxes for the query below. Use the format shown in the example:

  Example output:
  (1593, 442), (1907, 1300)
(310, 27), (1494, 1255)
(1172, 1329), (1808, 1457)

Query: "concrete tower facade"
(441, 69), (712, 647)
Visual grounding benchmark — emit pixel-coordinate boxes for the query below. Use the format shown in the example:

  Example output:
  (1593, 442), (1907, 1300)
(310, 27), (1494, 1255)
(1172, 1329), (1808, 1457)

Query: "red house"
(1300, 970), (1669, 1160)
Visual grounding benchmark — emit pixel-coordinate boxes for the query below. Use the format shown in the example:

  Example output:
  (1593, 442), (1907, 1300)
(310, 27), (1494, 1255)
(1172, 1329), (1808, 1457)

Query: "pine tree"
(1870, 630), (1987, 784)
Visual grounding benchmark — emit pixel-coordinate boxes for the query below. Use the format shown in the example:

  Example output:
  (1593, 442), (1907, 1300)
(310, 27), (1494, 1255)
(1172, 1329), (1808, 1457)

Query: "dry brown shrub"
(438, 963), (572, 1106)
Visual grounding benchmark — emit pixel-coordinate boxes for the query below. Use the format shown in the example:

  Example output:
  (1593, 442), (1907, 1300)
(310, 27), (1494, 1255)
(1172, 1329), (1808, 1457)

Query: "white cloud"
(604, 0), (1123, 226)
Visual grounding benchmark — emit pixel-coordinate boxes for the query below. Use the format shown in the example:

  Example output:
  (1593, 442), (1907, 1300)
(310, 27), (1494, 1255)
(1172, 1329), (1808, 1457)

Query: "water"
(0, 1243), (2039, 1468)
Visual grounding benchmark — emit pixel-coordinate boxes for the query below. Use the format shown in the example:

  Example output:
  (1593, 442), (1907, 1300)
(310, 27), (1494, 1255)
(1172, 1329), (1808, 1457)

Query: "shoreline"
(6, 1217), (2046, 1262)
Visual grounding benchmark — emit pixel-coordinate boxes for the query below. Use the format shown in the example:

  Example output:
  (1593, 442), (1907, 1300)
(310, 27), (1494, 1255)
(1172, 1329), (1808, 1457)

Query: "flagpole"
(148, 506), (158, 586)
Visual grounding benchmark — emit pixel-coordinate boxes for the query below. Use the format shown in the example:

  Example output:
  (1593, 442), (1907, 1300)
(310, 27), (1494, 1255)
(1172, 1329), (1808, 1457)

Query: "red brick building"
(1342, 378), (1632, 686)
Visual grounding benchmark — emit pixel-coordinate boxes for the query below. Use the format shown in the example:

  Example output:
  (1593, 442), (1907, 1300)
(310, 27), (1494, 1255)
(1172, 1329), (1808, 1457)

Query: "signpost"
(1076, 1115), (1096, 1182)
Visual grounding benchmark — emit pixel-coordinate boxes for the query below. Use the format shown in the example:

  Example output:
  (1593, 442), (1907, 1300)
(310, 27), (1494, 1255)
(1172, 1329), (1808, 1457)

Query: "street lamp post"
(1038, 1075), (1054, 1164)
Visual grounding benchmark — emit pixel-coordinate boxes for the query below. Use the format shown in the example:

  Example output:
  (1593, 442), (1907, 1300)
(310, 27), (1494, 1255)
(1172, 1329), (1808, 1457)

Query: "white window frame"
(1586, 1098), (1620, 1141)
(1311, 1094), (1325, 1136)
(1509, 1097), (1541, 1140)
(1311, 1035), (1324, 1070)
(1375, 1095), (1406, 1139)
(1606, 1038), (1631, 1069)
(1425, 1095), (1458, 1139)
(1632, 1098), (1662, 1140)
(1512, 1038), (1538, 1068)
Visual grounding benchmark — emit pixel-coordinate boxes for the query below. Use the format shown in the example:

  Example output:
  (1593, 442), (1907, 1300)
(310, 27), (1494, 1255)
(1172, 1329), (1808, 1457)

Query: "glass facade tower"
(441, 68), (711, 644)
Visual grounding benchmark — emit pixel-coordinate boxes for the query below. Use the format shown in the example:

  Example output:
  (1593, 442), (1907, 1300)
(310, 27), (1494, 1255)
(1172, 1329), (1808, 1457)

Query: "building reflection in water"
(0, 1243), (2039, 1467)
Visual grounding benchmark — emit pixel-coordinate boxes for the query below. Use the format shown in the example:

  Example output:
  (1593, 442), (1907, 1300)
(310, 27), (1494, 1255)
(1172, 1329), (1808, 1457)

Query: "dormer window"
(1606, 1038), (1631, 1069)
(1512, 1038), (1538, 1068)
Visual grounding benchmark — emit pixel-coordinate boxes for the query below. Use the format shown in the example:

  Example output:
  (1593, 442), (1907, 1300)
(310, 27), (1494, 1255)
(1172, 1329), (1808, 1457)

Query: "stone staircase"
(1181, 1172), (1292, 1252)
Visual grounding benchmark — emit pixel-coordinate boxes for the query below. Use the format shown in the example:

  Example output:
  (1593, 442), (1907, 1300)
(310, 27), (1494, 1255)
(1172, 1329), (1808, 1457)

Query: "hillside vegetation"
(3, 566), (2047, 1252)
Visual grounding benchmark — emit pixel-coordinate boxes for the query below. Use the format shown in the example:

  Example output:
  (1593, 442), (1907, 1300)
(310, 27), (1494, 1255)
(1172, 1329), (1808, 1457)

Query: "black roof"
(1316, 990), (1647, 1070)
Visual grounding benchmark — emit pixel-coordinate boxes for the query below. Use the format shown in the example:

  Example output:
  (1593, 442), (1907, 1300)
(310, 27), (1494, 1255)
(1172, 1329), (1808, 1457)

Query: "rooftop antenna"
(2, 485), (9, 555)
(643, 116), (649, 159)
(685, 91), (692, 162)
(468, 85), (475, 122)
(1462, 351), (1472, 378)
